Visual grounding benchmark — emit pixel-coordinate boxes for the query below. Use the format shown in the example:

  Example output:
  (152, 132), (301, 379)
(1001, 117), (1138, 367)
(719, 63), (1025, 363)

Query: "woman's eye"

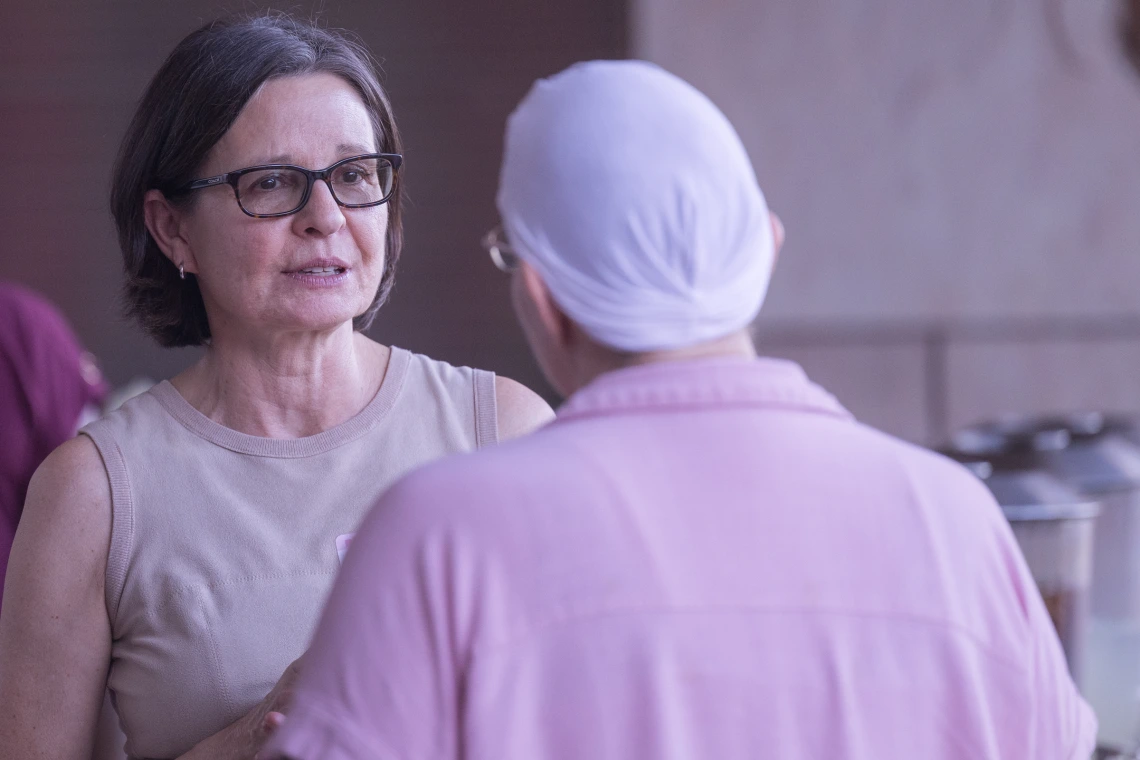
(336, 165), (372, 185)
(244, 172), (296, 195)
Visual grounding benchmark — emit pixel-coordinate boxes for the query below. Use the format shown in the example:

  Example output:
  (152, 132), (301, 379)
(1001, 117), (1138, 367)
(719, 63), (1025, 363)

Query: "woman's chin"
(274, 292), (376, 331)
(219, 288), (378, 338)
(258, 308), (366, 337)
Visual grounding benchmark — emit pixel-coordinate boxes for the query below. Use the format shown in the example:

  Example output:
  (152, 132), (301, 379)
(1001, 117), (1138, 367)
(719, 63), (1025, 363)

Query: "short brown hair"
(110, 13), (404, 347)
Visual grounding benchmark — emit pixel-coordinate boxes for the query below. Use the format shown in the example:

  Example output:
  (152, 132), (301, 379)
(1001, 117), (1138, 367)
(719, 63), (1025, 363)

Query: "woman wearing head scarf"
(0, 14), (552, 760)
(0, 283), (106, 611)
(267, 61), (1093, 759)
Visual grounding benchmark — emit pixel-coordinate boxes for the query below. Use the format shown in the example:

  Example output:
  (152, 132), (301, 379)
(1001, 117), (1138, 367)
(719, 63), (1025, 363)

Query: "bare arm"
(0, 436), (113, 759)
(0, 436), (302, 760)
(494, 376), (555, 441)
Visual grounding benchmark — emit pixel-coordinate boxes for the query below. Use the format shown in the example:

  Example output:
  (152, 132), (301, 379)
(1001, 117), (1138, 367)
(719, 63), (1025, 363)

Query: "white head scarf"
(497, 60), (775, 353)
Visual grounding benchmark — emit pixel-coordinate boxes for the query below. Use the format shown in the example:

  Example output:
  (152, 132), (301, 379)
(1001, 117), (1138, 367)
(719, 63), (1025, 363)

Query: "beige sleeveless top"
(80, 347), (497, 760)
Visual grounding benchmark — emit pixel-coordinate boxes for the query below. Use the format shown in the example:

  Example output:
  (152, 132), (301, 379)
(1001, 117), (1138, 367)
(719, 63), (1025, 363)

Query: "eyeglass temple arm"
(182, 174), (232, 192)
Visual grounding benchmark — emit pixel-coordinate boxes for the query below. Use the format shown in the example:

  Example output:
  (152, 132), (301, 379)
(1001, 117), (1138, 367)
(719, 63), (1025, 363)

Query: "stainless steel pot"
(940, 432), (1099, 686)
(953, 413), (1140, 749)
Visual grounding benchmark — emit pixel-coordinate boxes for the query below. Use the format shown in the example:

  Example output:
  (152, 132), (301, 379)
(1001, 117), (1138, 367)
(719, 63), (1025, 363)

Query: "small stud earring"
(179, 264), (186, 280)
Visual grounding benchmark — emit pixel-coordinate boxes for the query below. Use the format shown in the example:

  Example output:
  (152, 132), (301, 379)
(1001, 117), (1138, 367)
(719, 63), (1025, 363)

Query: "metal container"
(954, 414), (1140, 749)
(1053, 415), (1140, 622)
(1044, 415), (1140, 752)
(942, 429), (1099, 686)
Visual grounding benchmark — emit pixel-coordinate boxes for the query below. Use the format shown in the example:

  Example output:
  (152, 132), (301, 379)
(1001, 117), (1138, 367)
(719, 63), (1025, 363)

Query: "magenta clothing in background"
(0, 283), (106, 609)
(268, 357), (1095, 760)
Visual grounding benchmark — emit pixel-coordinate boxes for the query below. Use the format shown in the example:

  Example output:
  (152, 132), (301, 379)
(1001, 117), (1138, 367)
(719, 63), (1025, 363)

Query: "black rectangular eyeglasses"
(168, 153), (402, 218)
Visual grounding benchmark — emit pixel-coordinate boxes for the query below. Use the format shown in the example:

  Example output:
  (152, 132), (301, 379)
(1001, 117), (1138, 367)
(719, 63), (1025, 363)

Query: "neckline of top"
(150, 345), (412, 458)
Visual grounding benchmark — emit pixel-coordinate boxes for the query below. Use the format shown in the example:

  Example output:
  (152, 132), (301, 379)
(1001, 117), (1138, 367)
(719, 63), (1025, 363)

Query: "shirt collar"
(556, 356), (853, 423)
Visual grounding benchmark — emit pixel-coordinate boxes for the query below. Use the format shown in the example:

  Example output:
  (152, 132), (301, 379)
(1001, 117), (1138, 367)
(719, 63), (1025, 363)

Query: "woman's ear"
(143, 189), (198, 275)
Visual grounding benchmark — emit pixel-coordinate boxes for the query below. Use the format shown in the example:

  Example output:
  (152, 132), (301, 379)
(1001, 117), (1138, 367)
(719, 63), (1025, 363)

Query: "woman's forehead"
(211, 73), (378, 168)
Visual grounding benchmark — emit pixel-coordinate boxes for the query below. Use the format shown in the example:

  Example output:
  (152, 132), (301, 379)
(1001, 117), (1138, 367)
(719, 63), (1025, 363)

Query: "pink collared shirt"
(268, 357), (1095, 760)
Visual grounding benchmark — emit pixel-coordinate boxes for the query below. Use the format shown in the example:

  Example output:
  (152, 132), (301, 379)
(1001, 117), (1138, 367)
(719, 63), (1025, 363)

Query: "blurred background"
(0, 0), (1138, 438)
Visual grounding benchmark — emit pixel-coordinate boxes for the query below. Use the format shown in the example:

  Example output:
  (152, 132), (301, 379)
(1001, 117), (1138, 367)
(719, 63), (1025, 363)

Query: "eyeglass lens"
(236, 157), (396, 216)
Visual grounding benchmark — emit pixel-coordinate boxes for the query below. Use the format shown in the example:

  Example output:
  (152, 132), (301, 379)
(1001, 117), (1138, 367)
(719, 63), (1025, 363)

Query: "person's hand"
(243, 655), (301, 744)
(252, 712), (288, 760)
(178, 655), (302, 760)
(263, 711), (287, 733)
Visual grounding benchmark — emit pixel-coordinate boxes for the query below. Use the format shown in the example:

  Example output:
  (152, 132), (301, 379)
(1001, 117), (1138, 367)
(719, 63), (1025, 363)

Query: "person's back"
(271, 357), (1093, 759)
(450, 358), (1091, 757)
(265, 60), (1094, 759)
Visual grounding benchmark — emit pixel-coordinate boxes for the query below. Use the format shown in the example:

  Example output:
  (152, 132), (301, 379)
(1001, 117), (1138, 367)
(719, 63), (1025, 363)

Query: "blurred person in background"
(0, 282), (106, 612)
(0, 14), (551, 760)
(266, 61), (1095, 760)
(1124, 0), (1140, 75)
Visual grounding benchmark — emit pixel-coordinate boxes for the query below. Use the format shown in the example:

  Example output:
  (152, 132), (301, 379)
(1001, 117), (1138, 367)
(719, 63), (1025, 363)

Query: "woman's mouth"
(285, 261), (351, 287)
(294, 266), (346, 276)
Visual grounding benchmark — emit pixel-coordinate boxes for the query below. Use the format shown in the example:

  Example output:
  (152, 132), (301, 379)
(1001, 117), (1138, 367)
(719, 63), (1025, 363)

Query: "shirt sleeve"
(264, 471), (471, 760)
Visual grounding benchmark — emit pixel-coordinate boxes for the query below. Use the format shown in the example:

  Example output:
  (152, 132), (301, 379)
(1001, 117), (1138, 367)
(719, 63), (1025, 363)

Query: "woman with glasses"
(0, 14), (552, 760)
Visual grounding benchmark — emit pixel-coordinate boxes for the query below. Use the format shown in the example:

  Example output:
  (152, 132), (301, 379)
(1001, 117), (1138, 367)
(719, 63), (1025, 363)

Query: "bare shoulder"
(3, 435), (112, 646)
(0, 436), (113, 757)
(27, 435), (110, 510)
(18, 436), (112, 567)
(494, 375), (556, 441)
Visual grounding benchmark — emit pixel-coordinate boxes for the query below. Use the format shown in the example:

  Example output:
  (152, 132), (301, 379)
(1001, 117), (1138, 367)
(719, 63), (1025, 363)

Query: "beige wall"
(635, 0), (1140, 442)
(0, 0), (627, 402)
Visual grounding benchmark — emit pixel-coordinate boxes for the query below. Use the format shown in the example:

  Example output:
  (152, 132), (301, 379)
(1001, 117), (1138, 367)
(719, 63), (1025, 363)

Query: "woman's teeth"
(298, 267), (343, 275)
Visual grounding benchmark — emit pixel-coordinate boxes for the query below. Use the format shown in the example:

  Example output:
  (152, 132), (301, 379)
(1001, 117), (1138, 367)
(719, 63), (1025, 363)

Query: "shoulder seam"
(473, 369), (499, 448)
(79, 427), (133, 625)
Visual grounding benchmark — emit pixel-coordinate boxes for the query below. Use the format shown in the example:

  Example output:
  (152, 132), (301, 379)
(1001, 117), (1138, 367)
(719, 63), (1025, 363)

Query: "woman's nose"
(294, 179), (346, 237)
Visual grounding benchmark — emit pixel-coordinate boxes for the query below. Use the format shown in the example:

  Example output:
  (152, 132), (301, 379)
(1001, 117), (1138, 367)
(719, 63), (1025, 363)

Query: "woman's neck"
(170, 325), (390, 439)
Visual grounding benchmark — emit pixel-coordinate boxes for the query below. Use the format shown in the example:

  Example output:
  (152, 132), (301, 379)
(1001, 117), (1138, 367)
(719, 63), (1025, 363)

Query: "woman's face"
(179, 73), (388, 338)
